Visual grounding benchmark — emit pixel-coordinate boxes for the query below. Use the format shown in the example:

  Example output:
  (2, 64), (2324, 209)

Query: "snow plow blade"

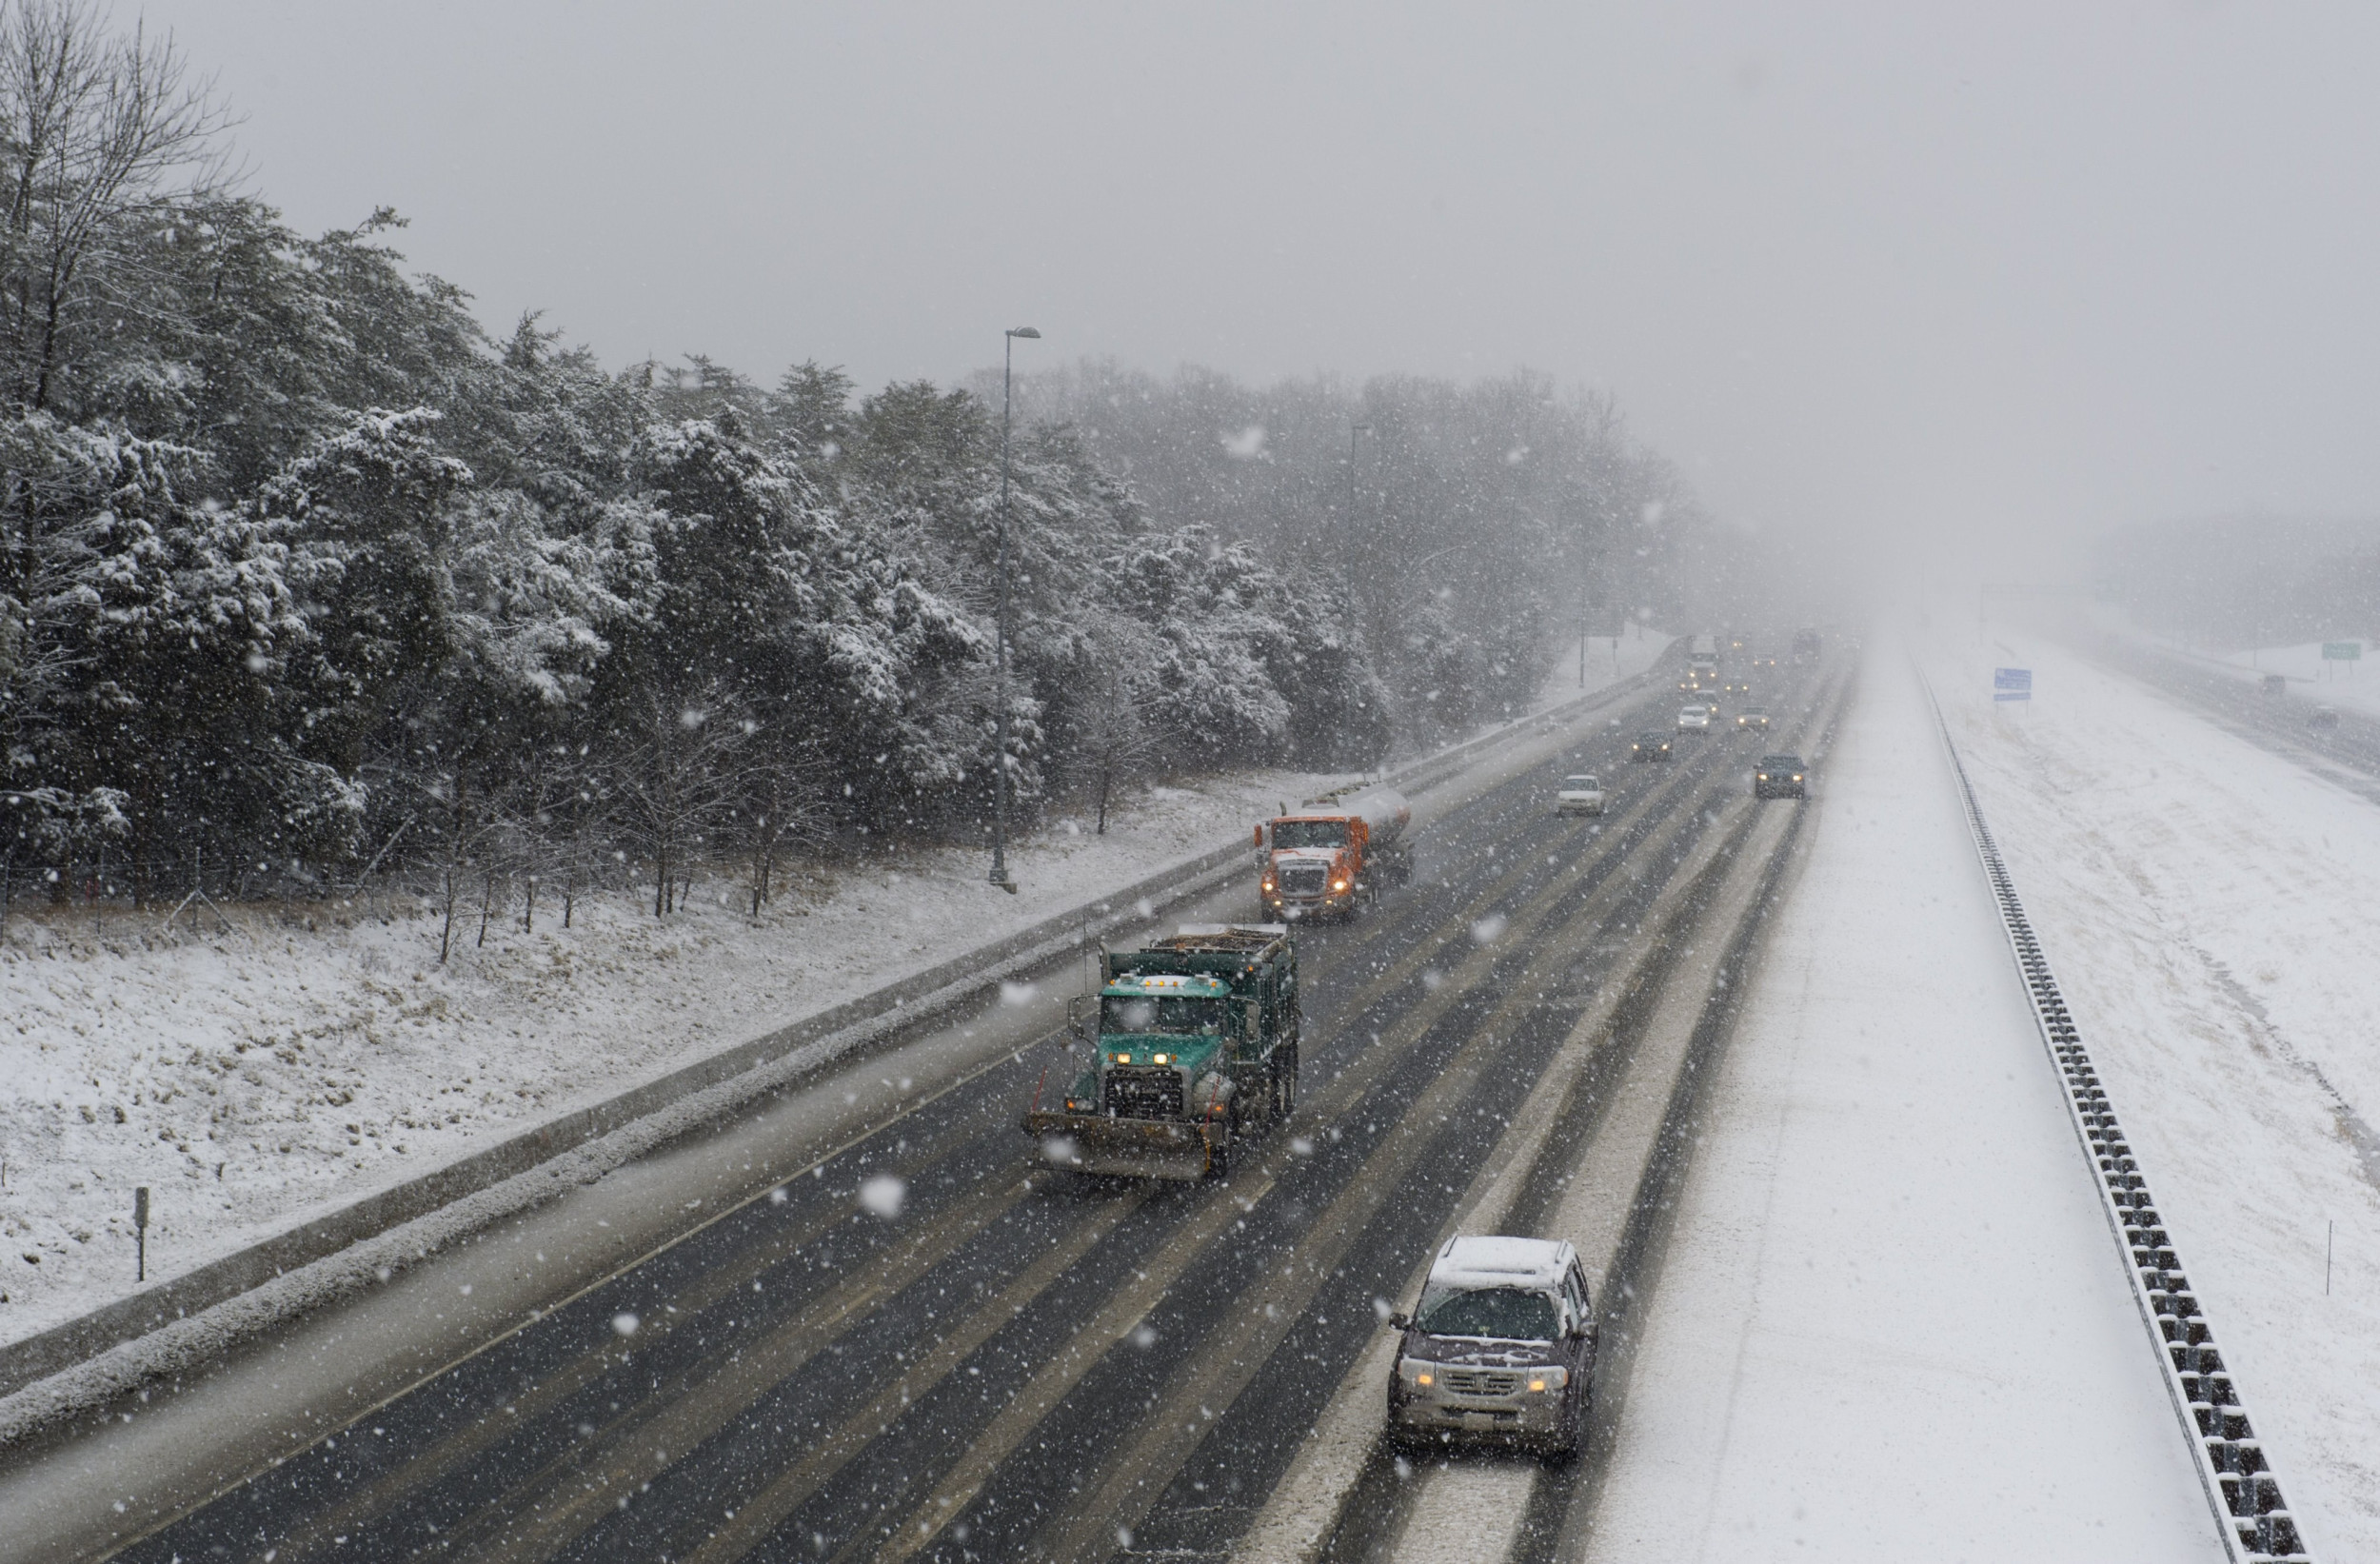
(1023, 1111), (1218, 1181)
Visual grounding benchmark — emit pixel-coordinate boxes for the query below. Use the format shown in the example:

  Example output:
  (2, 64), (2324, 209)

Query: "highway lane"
(73, 660), (1835, 1564)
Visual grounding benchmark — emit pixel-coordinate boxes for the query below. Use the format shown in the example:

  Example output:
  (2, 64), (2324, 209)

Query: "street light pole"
(989, 326), (1041, 892)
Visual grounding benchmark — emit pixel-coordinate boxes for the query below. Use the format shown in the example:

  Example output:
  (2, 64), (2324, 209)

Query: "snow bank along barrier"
(0, 659), (1670, 1430)
(1927, 688), (2313, 1564)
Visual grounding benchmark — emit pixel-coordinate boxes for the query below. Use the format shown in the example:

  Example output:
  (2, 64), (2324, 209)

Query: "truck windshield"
(1102, 997), (1226, 1036)
(1271, 820), (1347, 849)
(1415, 1283), (1558, 1340)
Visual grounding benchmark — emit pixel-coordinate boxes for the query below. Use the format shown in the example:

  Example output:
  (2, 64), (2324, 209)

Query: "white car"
(1387, 1236), (1597, 1455)
(1555, 774), (1605, 816)
(1676, 704), (1711, 733)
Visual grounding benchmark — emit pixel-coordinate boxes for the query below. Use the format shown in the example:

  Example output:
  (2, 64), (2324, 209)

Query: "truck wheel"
(1205, 1101), (1240, 1179)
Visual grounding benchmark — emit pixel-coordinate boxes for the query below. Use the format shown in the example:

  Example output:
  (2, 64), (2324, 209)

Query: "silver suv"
(1387, 1236), (1596, 1456)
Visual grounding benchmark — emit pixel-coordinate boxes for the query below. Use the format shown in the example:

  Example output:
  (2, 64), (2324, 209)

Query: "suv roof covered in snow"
(1429, 1235), (1572, 1292)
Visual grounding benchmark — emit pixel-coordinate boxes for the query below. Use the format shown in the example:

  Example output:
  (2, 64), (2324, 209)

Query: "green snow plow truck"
(1023, 924), (1301, 1180)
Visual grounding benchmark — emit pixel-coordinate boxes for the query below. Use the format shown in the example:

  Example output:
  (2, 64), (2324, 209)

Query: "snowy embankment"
(1927, 628), (2380, 1555)
(0, 632), (1673, 1353)
(1583, 642), (2217, 1561)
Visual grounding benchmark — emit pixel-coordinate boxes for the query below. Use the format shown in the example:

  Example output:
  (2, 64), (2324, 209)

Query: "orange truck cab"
(1256, 786), (1412, 921)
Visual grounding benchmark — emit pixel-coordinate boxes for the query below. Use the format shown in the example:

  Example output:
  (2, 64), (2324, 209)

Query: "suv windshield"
(1271, 820), (1347, 850)
(1562, 776), (1597, 789)
(1415, 1283), (1558, 1340)
(1760, 755), (1802, 769)
(1102, 997), (1225, 1036)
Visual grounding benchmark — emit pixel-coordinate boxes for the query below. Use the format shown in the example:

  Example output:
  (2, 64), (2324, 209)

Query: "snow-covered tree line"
(991, 361), (1719, 735)
(0, 1), (1716, 930)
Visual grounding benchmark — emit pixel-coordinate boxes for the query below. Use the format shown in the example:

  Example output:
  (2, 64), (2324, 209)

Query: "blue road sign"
(1994, 667), (2032, 702)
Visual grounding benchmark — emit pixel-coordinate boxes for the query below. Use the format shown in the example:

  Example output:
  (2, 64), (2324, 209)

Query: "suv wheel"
(1545, 1398), (1583, 1462)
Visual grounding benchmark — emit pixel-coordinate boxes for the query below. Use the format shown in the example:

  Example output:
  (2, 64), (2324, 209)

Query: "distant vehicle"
(1728, 633), (1747, 652)
(1792, 628), (1821, 663)
(1735, 706), (1772, 729)
(1724, 676), (1752, 696)
(1387, 1236), (1596, 1456)
(1676, 704), (1712, 733)
(1632, 732), (1674, 762)
(1555, 774), (1606, 816)
(2311, 704), (2341, 728)
(2261, 673), (2289, 696)
(1755, 654), (1777, 669)
(1755, 754), (1807, 799)
(1025, 925), (1299, 1180)
(1258, 786), (1411, 921)
(1689, 634), (1719, 657)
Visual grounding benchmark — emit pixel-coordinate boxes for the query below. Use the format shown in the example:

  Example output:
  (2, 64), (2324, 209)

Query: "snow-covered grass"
(1584, 642), (2219, 1561)
(0, 764), (1351, 1347)
(1929, 625), (2380, 1554)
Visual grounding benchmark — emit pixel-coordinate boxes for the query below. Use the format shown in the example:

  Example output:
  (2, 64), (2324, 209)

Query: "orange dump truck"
(1256, 785), (1412, 921)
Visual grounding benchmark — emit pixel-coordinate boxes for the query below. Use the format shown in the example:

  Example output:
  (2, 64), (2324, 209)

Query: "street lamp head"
(1007, 327), (1041, 339)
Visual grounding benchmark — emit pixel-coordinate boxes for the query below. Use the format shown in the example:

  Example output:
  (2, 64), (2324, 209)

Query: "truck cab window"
(1271, 821), (1348, 850)
(1101, 997), (1226, 1036)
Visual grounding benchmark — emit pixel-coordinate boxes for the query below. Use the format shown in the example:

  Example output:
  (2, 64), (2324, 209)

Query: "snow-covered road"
(1931, 625), (2380, 1556)
(1580, 643), (2223, 1562)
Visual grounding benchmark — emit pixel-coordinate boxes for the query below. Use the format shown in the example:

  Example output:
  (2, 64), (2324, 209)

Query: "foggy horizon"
(133, 1), (2380, 583)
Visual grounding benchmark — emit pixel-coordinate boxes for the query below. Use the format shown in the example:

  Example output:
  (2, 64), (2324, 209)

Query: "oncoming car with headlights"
(1755, 753), (1807, 799)
(1387, 1236), (1596, 1456)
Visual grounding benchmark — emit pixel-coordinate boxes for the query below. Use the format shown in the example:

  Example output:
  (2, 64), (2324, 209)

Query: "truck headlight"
(1332, 879), (1348, 892)
(1399, 1360), (1434, 1387)
(1527, 1368), (1567, 1392)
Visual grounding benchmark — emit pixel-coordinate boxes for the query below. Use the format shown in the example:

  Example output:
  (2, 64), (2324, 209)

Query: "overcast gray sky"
(140, 1), (2380, 576)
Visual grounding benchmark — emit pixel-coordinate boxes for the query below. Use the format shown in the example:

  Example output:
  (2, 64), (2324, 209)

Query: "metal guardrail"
(1926, 684), (2312, 1564)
